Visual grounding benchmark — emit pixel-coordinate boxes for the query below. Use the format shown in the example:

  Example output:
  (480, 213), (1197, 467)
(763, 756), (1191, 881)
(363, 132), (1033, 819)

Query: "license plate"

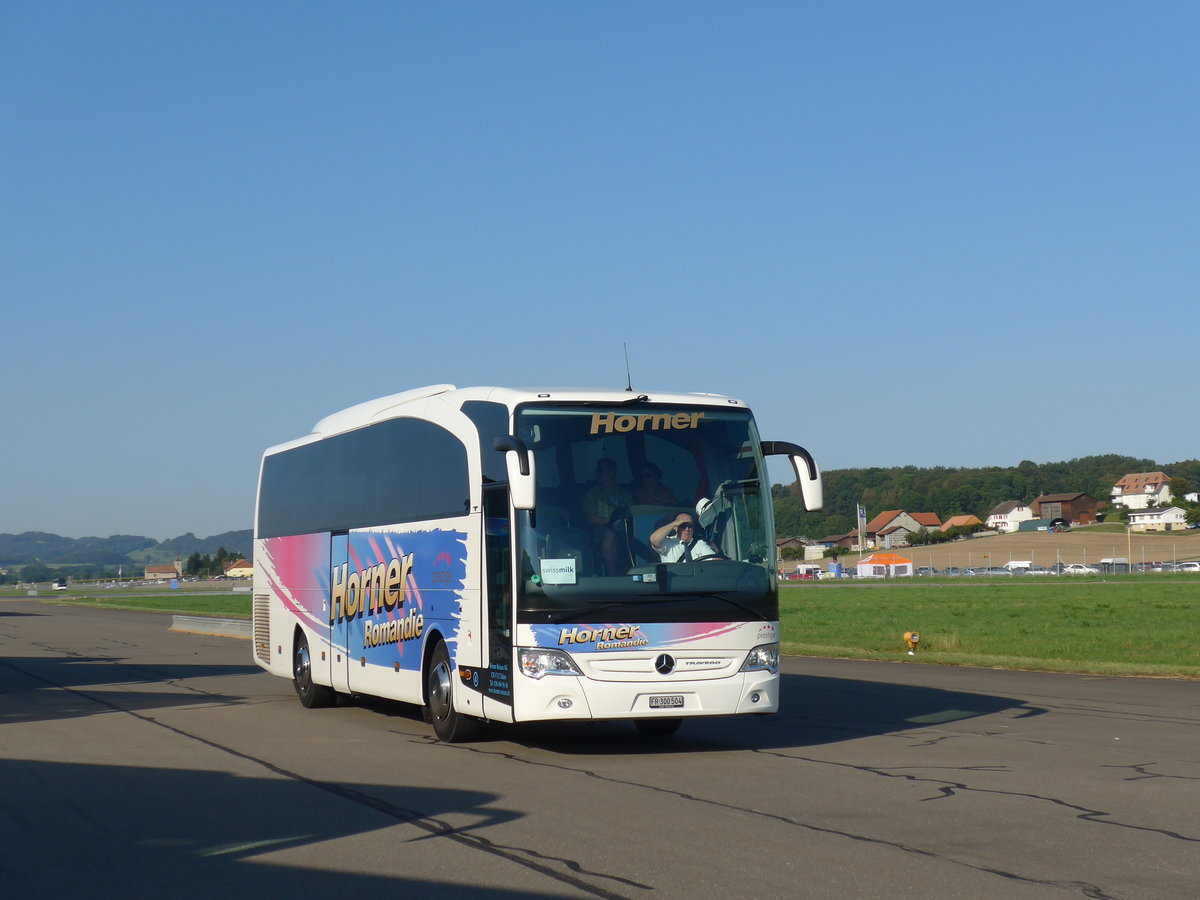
(649, 695), (684, 709)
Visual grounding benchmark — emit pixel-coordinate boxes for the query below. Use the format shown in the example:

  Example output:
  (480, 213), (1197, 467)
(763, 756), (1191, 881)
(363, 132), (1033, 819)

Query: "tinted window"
(258, 418), (469, 538)
(460, 400), (511, 484)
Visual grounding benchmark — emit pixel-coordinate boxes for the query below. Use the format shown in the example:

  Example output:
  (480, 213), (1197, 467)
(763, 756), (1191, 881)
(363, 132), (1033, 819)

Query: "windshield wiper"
(577, 393), (650, 408)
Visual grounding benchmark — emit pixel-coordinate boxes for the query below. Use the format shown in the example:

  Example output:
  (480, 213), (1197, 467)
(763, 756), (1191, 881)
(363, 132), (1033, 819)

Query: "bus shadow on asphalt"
(500, 671), (1037, 754)
(353, 671), (1039, 754)
(0, 758), (555, 898)
(0, 654), (264, 725)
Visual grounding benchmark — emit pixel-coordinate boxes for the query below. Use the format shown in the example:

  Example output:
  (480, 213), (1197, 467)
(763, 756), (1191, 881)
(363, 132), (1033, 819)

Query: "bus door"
(480, 486), (514, 720)
(329, 531), (352, 694)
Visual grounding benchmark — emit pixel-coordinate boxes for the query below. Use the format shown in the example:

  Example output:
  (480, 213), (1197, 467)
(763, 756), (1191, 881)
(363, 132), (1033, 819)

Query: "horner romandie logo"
(589, 411), (705, 434)
(559, 625), (649, 650)
(330, 554), (414, 624)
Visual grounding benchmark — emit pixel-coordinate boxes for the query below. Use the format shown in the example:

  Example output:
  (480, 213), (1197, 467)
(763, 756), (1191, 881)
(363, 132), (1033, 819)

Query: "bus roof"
(305, 385), (746, 440)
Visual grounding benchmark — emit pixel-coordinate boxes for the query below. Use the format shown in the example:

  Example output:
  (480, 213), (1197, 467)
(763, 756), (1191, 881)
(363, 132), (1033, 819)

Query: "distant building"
(1030, 493), (1101, 525)
(986, 501), (1034, 533)
(1111, 472), (1173, 510)
(864, 510), (941, 549)
(223, 558), (253, 578)
(816, 529), (859, 551)
(144, 558), (183, 581)
(941, 514), (984, 532)
(1127, 506), (1187, 532)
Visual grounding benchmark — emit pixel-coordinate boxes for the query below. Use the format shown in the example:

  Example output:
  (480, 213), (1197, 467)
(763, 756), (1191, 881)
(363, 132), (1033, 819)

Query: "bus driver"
(649, 513), (719, 563)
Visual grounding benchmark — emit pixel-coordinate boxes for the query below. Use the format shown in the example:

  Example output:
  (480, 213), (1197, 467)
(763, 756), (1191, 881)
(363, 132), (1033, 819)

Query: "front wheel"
(293, 630), (335, 708)
(425, 641), (480, 742)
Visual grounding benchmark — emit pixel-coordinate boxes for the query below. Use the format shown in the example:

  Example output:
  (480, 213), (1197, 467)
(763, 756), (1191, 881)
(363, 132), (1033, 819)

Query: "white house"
(1111, 472), (1173, 510)
(1127, 506), (1187, 532)
(986, 501), (1035, 533)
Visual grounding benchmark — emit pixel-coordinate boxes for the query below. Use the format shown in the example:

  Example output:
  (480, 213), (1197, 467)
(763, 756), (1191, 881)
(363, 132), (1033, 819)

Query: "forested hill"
(0, 530), (252, 566)
(772, 455), (1200, 540)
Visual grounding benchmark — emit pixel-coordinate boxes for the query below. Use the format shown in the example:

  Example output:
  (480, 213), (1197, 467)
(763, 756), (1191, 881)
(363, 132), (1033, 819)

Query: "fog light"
(557, 698), (573, 709)
(750, 691), (761, 704)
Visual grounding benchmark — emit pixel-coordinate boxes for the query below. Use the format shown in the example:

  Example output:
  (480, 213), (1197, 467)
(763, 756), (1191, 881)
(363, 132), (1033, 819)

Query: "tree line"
(185, 547), (244, 578)
(772, 454), (1200, 540)
(2, 546), (247, 585)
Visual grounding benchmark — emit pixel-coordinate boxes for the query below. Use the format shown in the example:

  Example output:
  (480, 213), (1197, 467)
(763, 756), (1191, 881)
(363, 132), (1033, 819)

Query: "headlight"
(740, 643), (780, 674)
(519, 648), (583, 680)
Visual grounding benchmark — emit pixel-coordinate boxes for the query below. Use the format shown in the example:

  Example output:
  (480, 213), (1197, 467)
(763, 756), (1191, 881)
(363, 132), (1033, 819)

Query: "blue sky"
(2, 2), (1196, 540)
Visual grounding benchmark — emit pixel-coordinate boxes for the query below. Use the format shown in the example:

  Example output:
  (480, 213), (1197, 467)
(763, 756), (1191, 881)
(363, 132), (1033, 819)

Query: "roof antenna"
(624, 343), (634, 391)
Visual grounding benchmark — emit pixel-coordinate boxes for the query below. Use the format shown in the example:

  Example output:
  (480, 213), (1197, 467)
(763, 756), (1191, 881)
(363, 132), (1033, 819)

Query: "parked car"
(1063, 564), (1099, 575)
(943, 566), (963, 576)
(1173, 561), (1200, 573)
(1025, 566), (1054, 576)
(916, 566), (942, 576)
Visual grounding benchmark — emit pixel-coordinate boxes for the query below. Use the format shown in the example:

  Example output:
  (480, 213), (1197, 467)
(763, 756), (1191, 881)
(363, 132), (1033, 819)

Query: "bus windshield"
(512, 402), (777, 624)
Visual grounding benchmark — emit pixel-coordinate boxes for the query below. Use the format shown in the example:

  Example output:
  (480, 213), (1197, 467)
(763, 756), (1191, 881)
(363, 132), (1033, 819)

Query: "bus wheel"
(293, 631), (335, 709)
(635, 718), (681, 737)
(426, 641), (479, 743)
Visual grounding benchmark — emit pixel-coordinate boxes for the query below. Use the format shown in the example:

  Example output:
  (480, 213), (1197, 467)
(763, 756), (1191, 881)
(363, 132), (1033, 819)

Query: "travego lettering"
(589, 411), (705, 435)
(363, 608), (424, 648)
(330, 553), (414, 624)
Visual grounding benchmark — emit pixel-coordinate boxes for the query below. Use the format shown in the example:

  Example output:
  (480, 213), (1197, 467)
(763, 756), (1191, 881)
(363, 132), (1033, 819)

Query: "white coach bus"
(252, 385), (822, 741)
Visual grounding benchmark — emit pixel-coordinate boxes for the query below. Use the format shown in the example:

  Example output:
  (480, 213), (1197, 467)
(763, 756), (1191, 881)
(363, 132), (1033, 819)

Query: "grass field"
(46, 594), (252, 618)
(780, 578), (1200, 678)
(23, 576), (1200, 679)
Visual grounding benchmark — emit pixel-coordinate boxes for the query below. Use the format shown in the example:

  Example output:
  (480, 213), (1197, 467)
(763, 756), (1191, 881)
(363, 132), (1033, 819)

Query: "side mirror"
(761, 440), (823, 511)
(493, 436), (537, 510)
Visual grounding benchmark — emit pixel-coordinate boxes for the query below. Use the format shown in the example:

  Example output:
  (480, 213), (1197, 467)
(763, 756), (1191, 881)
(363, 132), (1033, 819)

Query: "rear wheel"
(425, 641), (480, 742)
(635, 717), (681, 737)
(293, 630), (336, 708)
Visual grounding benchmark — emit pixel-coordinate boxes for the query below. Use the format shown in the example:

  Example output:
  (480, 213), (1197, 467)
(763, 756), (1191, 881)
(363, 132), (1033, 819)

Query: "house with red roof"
(864, 510), (942, 549)
(1110, 472), (1173, 510)
(941, 514), (984, 533)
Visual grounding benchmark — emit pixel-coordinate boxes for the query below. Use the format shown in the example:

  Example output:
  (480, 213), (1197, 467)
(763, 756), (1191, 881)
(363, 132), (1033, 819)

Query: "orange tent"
(856, 553), (913, 578)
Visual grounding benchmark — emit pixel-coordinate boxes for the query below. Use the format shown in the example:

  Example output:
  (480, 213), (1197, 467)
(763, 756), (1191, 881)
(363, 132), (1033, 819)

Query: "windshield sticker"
(539, 558), (577, 585)
(589, 411), (705, 434)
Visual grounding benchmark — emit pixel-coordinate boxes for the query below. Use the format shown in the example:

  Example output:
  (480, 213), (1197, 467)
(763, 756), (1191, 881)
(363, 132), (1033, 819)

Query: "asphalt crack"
(424, 737), (1121, 899)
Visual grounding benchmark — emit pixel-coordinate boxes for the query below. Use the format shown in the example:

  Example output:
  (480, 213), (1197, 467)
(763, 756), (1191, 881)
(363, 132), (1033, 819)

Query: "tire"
(293, 630), (336, 709)
(425, 640), (480, 742)
(634, 717), (681, 737)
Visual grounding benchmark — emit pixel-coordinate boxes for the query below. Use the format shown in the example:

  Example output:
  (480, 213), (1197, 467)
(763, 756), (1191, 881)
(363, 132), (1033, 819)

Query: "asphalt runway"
(1, 599), (1196, 898)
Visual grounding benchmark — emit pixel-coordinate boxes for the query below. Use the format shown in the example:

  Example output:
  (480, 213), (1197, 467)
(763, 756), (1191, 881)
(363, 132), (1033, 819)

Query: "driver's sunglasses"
(678, 522), (695, 530)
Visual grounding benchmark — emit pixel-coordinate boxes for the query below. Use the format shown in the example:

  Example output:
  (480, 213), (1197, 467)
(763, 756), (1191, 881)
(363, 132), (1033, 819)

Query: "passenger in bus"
(583, 457), (634, 574)
(633, 462), (675, 505)
(649, 513), (719, 563)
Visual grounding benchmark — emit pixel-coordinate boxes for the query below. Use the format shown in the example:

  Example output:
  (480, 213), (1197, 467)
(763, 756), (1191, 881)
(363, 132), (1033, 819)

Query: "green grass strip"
(49, 594), (252, 618)
(781, 580), (1200, 677)
(32, 581), (1200, 678)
